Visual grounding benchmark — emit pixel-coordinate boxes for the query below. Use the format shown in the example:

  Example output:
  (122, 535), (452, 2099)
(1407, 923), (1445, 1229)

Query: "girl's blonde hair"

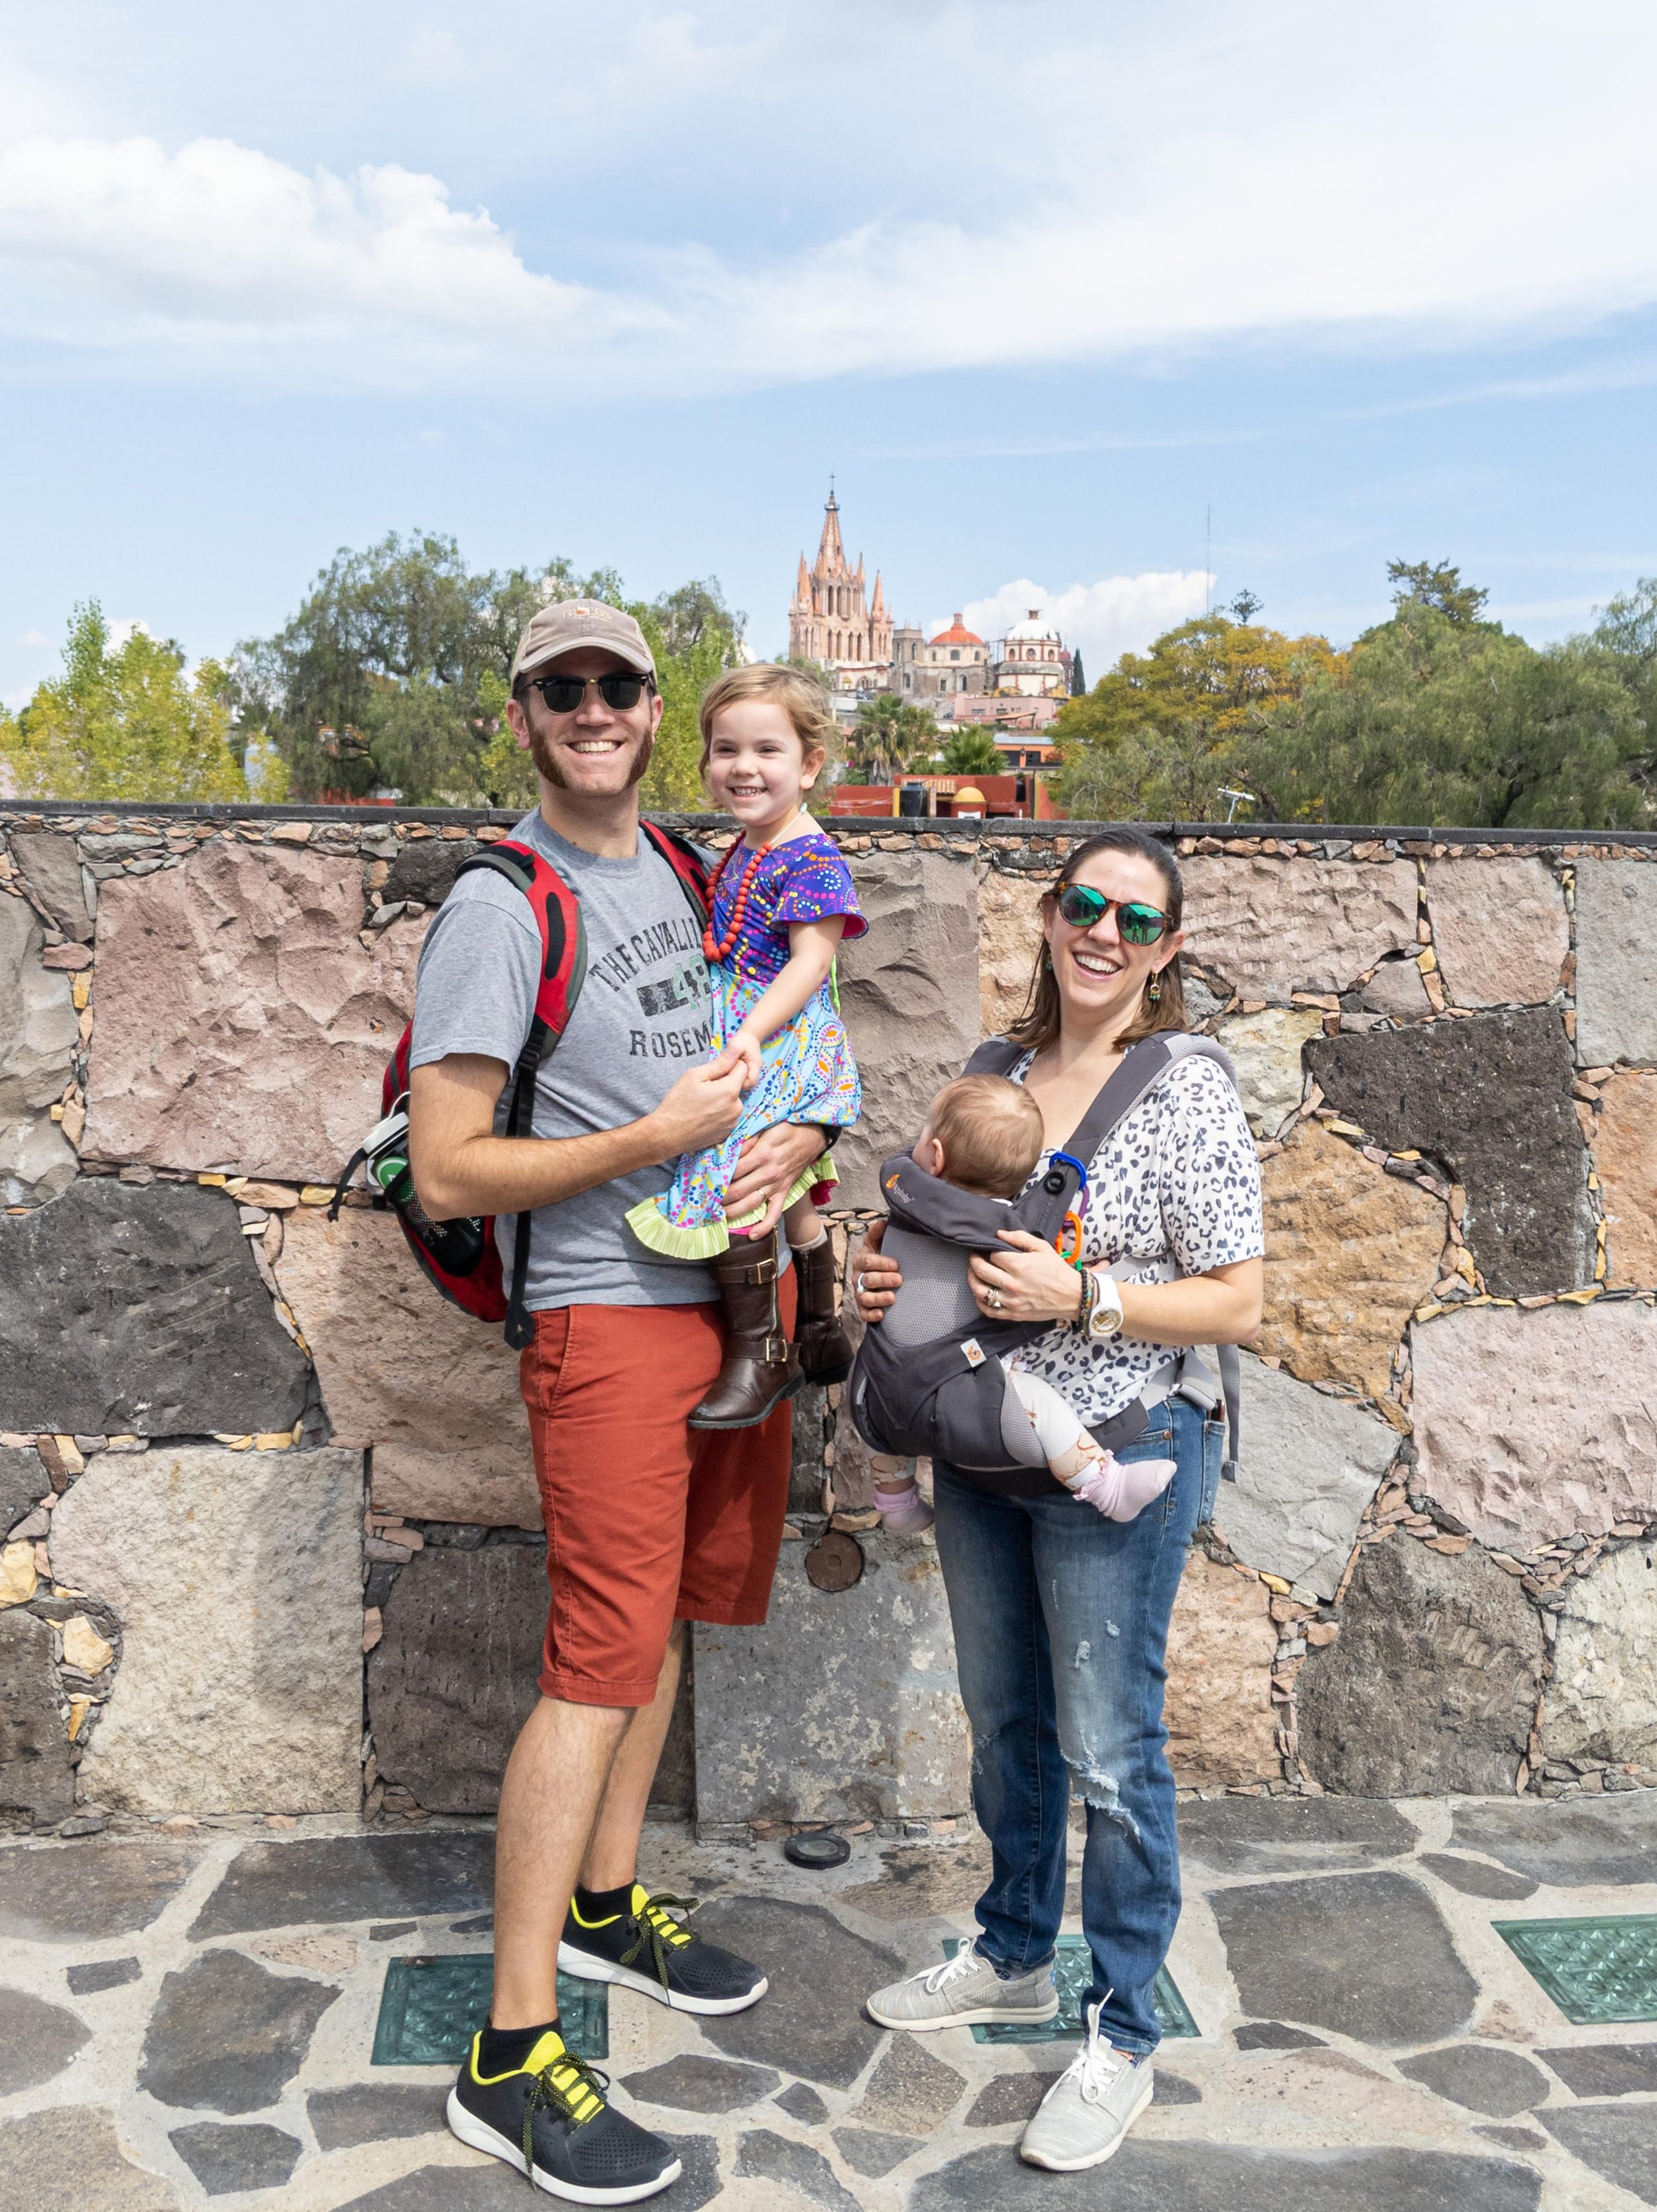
(698, 662), (838, 770)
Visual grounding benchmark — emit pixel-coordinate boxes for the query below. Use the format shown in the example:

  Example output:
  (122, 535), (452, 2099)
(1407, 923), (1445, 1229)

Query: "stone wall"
(4, 802), (1657, 1840)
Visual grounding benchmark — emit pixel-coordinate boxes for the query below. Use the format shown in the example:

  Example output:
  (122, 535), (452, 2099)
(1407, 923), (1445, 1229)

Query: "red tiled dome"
(929, 613), (983, 646)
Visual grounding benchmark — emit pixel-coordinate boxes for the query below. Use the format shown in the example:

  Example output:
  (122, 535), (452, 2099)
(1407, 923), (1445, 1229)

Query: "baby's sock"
(1068, 1449), (1177, 1523)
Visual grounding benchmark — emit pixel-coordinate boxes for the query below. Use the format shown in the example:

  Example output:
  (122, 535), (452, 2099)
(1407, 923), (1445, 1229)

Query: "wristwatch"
(1079, 1268), (1124, 1342)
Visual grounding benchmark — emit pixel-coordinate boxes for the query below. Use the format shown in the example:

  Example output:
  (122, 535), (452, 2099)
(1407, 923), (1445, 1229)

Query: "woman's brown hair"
(1005, 827), (1187, 1054)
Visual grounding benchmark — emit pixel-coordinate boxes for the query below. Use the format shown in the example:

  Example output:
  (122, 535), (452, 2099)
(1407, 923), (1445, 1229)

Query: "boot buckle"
(764, 1332), (791, 1365)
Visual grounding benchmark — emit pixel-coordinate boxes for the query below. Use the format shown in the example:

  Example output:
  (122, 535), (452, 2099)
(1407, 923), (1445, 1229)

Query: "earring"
(1147, 973), (1163, 1003)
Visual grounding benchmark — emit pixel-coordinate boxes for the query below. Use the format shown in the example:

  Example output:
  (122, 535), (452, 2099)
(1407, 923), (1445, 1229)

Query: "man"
(408, 600), (825, 2203)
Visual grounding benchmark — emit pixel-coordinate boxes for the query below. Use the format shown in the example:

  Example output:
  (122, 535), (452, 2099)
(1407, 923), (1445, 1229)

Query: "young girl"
(626, 663), (864, 1429)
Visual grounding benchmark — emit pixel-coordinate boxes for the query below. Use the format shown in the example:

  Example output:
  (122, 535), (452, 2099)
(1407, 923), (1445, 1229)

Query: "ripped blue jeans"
(932, 1394), (1222, 2055)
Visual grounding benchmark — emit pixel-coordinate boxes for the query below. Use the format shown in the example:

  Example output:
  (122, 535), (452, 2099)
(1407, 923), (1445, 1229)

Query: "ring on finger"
(986, 1288), (1003, 1310)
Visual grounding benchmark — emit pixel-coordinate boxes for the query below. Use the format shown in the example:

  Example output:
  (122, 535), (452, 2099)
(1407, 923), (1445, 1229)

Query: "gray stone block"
(0, 1833), (200, 1942)
(1448, 1795), (1657, 1887)
(1397, 2043), (1548, 2117)
(620, 2055), (780, 2112)
(67, 1956), (143, 1993)
(0, 1608), (76, 1824)
(7, 830), (93, 939)
(1, 1443), (46, 1537)
(384, 837), (475, 908)
(0, 1985), (92, 2093)
(1212, 1354), (1396, 1598)
(368, 1543), (545, 1815)
(138, 1947), (339, 2113)
(1208, 1869), (1479, 2048)
(1542, 2105), (1657, 2207)
(0, 891), (78, 1207)
(0, 2105), (178, 2211)
(0, 1179), (310, 1435)
(1575, 860), (1657, 1068)
(1538, 2042), (1657, 2097)
(1417, 1853), (1538, 1901)
(308, 2083), (447, 2150)
(1177, 1795), (1416, 1877)
(693, 1527), (968, 1826)
(911, 2140), (1541, 2211)
(191, 1831), (494, 1936)
(1543, 1539), (1657, 1771)
(167, 2121), (303, 2195)
(1306, 1009), (1593, 1296)
(694, 1894), (899, 2087)
(832, 852), (981, 1209)
(51, 1445), (363, 1816)
(732, 2127), (860, 2211)
(1297, 1533), (1542, 1797)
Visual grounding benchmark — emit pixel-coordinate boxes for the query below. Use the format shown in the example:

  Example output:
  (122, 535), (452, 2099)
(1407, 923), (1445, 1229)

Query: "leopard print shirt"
(1005, 1049), (1265, 1427)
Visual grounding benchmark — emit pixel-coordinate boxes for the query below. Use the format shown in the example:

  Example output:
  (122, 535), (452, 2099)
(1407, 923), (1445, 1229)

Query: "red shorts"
(518, 1278), (796, 1706)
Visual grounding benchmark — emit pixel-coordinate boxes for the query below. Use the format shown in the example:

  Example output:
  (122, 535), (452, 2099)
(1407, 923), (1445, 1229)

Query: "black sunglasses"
(531, 671), (653, 714)
(1055, 883), (1169, 944)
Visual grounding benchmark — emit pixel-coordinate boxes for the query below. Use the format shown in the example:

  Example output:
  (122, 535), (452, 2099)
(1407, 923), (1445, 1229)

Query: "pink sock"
(1068, 1453), (1176, 1523)
(874, 1479), (934, 1533)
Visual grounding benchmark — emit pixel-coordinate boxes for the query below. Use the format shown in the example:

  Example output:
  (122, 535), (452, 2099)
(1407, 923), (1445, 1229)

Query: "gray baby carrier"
(849, 1031), (1245, 1480)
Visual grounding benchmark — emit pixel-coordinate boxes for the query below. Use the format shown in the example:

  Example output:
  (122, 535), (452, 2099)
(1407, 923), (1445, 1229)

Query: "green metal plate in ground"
(371, 1956), (608, 2065)
(1495, 1914), (1657, 2026)
(943, 1936), (1197, 2042)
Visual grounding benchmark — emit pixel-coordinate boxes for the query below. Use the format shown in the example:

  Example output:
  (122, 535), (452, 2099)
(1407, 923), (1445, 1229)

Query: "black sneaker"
(446, 2027), (680, 2203)
(558, 1884), (768, 2017)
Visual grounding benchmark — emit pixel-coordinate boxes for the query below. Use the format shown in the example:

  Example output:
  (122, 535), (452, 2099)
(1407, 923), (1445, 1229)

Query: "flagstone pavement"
(5, 1795), (1657, 2210)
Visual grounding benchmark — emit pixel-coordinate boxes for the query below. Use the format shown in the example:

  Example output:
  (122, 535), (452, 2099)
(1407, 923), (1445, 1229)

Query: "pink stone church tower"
(787, 489), (893, 691)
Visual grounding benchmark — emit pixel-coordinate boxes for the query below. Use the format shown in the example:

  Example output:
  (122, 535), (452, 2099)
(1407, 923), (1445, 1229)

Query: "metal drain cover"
(943, 1936), (1197, 2042)
(371, 1955), (608, 2065)
(1496, 1914), (1657, 2025)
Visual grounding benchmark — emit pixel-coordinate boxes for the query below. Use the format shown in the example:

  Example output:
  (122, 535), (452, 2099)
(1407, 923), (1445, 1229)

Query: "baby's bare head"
(916, 1075), (1045, 1199)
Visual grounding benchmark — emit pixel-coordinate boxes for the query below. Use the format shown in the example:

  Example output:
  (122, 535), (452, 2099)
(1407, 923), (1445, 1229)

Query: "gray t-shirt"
(408, 811), (722, 1311)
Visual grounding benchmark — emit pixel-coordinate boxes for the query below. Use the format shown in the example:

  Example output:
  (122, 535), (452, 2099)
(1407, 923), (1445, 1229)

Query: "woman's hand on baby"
(968, 1230), (1086, 1324)
(852, 1217), (902, 1322)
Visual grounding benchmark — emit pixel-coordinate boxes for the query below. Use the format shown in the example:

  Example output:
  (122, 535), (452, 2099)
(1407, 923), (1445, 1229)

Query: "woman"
(855, 827), (1264, 2174)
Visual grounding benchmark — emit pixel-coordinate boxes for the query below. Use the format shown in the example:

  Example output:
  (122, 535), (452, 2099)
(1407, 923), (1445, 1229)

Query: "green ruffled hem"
(624, 1152), (837, 1261)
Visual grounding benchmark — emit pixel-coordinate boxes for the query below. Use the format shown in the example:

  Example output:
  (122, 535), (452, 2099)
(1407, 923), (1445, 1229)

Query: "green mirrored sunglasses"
(1055, 884), (1169, 944)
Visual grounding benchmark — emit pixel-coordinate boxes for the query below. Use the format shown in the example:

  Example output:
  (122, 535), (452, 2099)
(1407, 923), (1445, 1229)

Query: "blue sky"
(4, 1), (1657, 706)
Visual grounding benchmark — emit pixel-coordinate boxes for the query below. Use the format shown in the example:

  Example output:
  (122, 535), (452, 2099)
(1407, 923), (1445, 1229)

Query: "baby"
(870, 1075), (1176, 1532)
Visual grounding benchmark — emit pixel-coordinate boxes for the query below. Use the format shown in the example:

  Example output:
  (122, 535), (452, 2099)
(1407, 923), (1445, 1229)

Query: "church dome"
(929, 613), (983, 646)
(1005, 608), (1059, 643)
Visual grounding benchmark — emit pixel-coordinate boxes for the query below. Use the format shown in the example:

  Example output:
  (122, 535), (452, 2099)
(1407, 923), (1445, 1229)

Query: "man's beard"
(528, 719), (655, 791)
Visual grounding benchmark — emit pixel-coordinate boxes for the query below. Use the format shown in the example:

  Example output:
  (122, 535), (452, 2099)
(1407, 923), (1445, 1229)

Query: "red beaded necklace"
(704, 820), (796, 963)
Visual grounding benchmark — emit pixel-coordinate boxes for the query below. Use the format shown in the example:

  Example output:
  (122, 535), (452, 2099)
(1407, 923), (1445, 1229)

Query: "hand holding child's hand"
(728, 1029), (764, 1091)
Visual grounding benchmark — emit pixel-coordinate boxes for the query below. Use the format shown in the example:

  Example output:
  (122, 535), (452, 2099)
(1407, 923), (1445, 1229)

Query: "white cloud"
(3, 2), (1657, 395)
(15, 628), (50, 647)
(948, 574), (1212, 673)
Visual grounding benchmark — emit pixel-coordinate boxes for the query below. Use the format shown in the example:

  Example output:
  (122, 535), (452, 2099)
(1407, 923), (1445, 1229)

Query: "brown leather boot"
(791, 1233), (854, 1385)
(688, 1230), (803, 1430)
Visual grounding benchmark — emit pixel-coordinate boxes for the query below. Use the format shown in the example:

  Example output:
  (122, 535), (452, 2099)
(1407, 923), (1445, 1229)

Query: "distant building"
(889, 614), (989, 702)
(990, 609), (1071, 698)
(788, 491), (892, 693)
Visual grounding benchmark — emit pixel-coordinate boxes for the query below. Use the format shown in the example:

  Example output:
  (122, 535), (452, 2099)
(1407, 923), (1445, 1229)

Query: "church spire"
(815, 484), (846, 579)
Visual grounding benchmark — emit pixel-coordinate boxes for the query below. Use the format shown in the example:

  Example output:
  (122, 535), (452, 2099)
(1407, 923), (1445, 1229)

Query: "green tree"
(1586, 578), (1657, 792)
(1385, 559), (1491, 628)
(1054, 612), (1336, 820)
(0, 603), (262, 802)
(1237, 599), (1647, 828)
(1068, 647), (1086, 696)
(939, 727), (1006, 776)
(849, 696), (939, 782)
(236, 536), (744, 807)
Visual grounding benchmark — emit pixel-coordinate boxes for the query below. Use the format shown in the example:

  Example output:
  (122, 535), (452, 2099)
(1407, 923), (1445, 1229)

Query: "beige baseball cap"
(510, 598), (657, 685)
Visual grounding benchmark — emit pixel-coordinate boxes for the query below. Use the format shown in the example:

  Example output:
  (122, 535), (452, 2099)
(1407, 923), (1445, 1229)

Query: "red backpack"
(330, 824), (709, 1348)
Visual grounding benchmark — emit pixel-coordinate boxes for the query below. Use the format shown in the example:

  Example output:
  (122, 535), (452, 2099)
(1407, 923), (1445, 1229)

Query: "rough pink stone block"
(275, 1206), (538, 1529)
(1412, 1301), (1657, 1549)
(82, 842), (426, 1181)
(1426, 857), (1568, 1009)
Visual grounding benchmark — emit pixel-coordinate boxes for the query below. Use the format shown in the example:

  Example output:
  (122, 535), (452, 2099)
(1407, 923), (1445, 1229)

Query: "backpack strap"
(640, 819), (713, 924)
(452, 840), (587, 1349)
(963, 1035), (1025, 1079)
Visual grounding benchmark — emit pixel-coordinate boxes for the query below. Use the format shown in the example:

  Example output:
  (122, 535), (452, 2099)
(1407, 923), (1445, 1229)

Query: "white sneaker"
(866, 1941), (1058, 2031)
(1019, 2001), (1154, 2170)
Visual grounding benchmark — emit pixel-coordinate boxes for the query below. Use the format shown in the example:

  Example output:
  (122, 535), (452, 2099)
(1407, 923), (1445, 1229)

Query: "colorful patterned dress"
(625, 829), (865, 1258)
